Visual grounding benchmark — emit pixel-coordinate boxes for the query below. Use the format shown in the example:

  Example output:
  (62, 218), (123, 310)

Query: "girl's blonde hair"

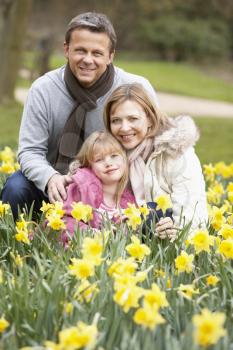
(69, 131), (128, 206)
(104, 83), (171, 137)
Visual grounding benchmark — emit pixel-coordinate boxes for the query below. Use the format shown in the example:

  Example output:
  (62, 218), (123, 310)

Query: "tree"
(0, 0), (31, 102)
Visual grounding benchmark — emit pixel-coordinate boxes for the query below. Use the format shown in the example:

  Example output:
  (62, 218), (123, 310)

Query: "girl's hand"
(155, 217), (177, 240)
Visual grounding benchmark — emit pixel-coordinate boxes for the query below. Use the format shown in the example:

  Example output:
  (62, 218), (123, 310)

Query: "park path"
(15, 87), (233, 118)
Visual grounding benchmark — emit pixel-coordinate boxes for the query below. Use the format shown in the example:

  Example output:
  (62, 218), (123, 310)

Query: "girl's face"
(109, 99), (152, 150)
(90, 150), (126, 185)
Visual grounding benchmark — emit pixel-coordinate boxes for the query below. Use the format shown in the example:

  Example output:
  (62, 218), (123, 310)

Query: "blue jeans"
(0, 170), (47, 220)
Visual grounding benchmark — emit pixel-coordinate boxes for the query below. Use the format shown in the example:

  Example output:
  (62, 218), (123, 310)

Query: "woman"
(103, 83), (208, 239)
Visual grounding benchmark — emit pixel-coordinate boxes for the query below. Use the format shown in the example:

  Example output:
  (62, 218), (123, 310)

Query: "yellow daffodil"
(214, 162), (231, 178)
(113, 284), (144, 313)
(14, 162), (20, 171)
(44, 341), (61, 350)
(69, 258), (95, 279)
(154, 268), (165, 278)
(222, 200), (232, 213)
(53, 201), (65, 217)
(82, 236), (103, 266)
(58, 321), (98, 349)
(175, 250), (194, 274)
(0, 201), (10, 217)
(227, 214), (233, 225)
(133, 305), (165, 330)
(227, 182), (233, 193)
(212, 182), (224, 196)
(15, 229), (30, 245)
(64, 302), (73, 315)
(0, 161), (15, 174)
(40, 201), (54, 218)
(125, 235), (151, 261)
(16, 214), (28, 231)
(113, 272), (147, 291)
(191, 230), (214, 254)
(108, 257), (138, 277)
(203, 163), (215, 182)
(219, 224), (233, 239)
(206, 275), (220, 286)
(139, 204), (149, 218)
(212, 235), (221, 248)
(206, 188), (220, 205)
(0, 146), (15, 162)
(192, 308), (226, 347)
(167, 278), (172, 288)
(127, 215), (142, 230)
(143, 283), (169, 309)
(124, 204), (142, 230)
(226, 186), (233, 203)
(10, 252), (23, 267)
(47, 212), (66, 231)
(228, 191), (233, 204)
(154, 194), (172, 214)
(0, 316), (9, 333)
(178, 283), (199, 300)
(71, 202), (93, 223)
(210, 206), (226, 231)
(218, 238), (233, 259)
(75, 280), (99, 303)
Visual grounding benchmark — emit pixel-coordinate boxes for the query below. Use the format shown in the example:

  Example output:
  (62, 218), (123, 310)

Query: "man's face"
(64, 29), (114, 88)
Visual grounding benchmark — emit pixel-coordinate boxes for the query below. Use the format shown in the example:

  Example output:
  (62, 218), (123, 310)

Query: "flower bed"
(0, 148), (233, 350)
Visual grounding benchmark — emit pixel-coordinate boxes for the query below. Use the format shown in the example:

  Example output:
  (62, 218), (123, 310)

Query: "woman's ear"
(147, 116), (152, 128)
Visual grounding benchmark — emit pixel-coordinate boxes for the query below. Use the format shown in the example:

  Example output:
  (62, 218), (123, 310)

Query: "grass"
(115, 60), (233, 103)
(0, 102), (22, 149)
(194, 117), (233, 164)
(0, 100), (232, 164)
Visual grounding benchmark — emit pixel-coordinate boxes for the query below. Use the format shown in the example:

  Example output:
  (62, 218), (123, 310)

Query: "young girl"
(62, 131), (136, 234)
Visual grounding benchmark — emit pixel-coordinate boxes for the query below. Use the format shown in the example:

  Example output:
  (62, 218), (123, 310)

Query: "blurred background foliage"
(1, 0), (233, 93)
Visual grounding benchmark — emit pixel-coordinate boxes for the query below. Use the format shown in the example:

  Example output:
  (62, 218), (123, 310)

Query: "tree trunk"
(0, 0), (31, 102)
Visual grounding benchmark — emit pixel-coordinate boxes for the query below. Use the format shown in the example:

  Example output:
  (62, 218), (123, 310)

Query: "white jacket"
(144, 115), (208, 232)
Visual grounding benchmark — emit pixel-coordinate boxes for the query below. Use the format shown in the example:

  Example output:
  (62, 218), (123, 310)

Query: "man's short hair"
(65, 12), (117, 53)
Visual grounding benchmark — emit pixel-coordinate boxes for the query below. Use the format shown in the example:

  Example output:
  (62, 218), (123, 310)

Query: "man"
(1, 12), (158, 219)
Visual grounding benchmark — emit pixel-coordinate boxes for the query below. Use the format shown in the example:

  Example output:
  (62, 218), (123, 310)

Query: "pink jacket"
(63, 167), (136, 234)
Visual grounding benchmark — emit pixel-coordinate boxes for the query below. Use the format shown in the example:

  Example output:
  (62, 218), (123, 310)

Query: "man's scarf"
(54, 63), (115, 174)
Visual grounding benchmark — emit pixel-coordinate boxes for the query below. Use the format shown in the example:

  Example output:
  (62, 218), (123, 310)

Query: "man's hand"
(155, 217), (177, 240)
(47, 173), (72, 203)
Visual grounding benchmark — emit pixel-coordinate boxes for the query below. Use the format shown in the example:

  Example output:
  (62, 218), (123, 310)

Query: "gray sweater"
(18, 65), (159, 193)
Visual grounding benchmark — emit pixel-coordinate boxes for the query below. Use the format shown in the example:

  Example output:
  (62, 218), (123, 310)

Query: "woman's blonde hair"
(104, 83), (171, 138)
(69, 131), (128, 206)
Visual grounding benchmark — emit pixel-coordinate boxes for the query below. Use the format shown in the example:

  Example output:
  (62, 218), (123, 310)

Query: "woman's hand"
(155, 217), (177, 240)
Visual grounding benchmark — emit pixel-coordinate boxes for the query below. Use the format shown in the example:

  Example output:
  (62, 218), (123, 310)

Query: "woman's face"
(110, 100), (152, 150)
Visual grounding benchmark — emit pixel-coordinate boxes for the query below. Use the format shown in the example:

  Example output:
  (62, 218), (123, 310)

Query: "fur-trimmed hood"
(152, 115), (199, 158)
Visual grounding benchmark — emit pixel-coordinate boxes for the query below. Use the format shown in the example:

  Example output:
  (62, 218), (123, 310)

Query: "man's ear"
(108, 50), (115, 64)
(64, 42), (69, 59)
